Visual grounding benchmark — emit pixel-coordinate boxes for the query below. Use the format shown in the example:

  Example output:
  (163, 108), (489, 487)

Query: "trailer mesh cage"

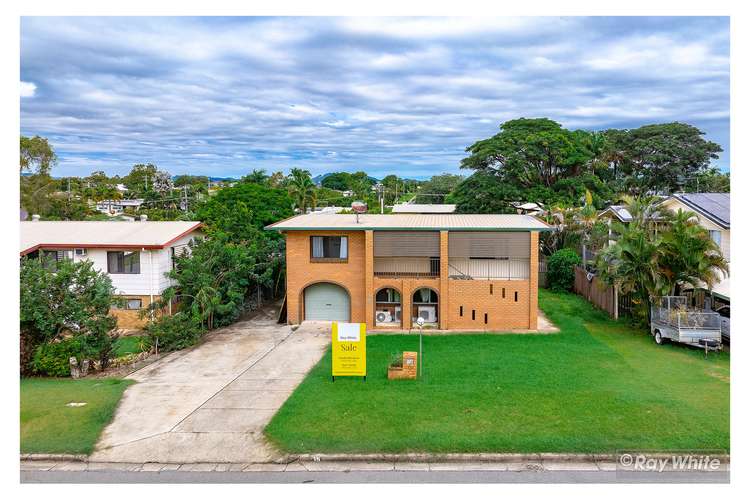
(651, 296), (721, 330)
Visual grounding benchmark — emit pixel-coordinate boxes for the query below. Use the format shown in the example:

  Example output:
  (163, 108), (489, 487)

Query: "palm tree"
(596, 197), (729, 325)
(287, 168), (315, 213)
(596, 219), (667, 324)
(659, 209), (729, 296)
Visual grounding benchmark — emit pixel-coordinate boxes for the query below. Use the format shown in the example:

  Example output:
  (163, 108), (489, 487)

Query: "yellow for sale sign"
(332, 322), (366, 378)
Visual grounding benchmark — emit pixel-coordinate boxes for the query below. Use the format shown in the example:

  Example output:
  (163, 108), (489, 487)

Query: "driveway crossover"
(91, 310), (330, 463)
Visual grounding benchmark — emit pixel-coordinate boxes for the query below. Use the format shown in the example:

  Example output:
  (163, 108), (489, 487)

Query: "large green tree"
(320, 172), (352, 191)
(196, 182), (294, 238)
(20, 258), (120, 374)
(461, 118), (591, 188)
(609, 122), (722, 193)
(159, 233), (277, 330)
(20, 135), (56, 175)
(449, 173), (520, 214)
(415, 174), (463, 204)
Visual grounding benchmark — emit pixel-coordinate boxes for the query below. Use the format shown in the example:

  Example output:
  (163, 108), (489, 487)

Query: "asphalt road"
(21, 469), (729, 484)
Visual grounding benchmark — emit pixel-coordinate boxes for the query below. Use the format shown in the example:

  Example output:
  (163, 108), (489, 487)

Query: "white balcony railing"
(448, 258), (529, 280)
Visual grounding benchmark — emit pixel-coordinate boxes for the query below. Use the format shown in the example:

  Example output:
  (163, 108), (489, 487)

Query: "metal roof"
(672, 193), (730, 229)
(599, 205), (633, 222)
(391, 203), (456, 214)
(20, 221), (203, 255)
(266, 213), (551, 231)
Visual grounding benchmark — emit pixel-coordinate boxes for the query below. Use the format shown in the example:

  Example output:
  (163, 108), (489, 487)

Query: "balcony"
(448, 257), (529, 280)
(374, 257), (440, 278)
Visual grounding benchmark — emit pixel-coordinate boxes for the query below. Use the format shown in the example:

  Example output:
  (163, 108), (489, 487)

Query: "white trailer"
(650, 296), (722, 351)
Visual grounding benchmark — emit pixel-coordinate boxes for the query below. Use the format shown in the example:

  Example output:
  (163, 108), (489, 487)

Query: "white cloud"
(20, 81), (36, 98)
(19, 17), (730, 177)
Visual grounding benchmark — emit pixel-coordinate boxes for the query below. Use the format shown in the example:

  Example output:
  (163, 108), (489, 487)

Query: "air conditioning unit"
(376, 310), (392, 323)
(394, 306), (402, 321)
(418, 306), (437, 323)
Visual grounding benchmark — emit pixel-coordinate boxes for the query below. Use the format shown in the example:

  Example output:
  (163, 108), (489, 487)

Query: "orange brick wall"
(448, 280), (531, 330)
(112, 294), (157, 330)
(283, 229), (540, 331)
(373, 277), (441, 330)
(285, 230), (367, 324)
(528, 231), (539, 329)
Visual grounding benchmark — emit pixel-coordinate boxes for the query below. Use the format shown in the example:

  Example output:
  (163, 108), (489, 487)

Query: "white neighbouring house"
(94, 198), (145, 216)
(20, 219), (204, 329)
(660, 193), (731, 338)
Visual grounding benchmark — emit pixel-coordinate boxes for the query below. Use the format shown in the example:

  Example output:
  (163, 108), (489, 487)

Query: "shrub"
(547, 248), (581, 292)
(389, 352), (403, 368)
(31, 338), (84, 377)
(146, 312), (205, 352)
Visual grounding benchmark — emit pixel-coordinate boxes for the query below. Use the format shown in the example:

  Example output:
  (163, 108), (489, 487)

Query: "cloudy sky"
(20, 16), (730, 179)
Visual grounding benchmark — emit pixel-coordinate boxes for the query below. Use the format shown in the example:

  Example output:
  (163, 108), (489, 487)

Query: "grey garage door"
(304, 283), (350, 321)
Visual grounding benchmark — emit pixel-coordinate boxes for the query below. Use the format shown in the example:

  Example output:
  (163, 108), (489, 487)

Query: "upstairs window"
(107, 251), (141, 274)
(310, 236), (348, 261)
(40, 249), (73, 271)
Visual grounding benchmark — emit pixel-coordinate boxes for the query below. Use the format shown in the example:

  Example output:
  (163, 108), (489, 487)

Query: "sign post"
(331, 322), (367, 381)
(416, 317), (424, 378)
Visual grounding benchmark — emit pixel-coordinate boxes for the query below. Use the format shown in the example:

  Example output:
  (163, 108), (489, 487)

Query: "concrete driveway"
(91, 308), (330, 463)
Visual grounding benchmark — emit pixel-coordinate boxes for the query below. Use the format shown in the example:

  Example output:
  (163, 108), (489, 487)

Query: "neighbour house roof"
(599, 205), (633, 223)
(20, 221), (203, 255)
(266, 213), (551, 232)
(669, 193), (730, 229)
(391, 203), (457, 214)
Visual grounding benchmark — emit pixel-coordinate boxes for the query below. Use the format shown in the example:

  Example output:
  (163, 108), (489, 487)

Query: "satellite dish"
(351, 201), (367, 223)
(351, 201), (367, 213)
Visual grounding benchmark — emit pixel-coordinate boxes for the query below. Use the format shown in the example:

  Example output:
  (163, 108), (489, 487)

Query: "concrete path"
(91, 310), (331, 463)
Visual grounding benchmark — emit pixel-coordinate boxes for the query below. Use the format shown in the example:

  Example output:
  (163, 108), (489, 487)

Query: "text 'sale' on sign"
(332, 322), (366, 378)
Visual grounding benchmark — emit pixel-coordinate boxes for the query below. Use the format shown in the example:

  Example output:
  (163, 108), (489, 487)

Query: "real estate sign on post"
(332, 322), (366, 380)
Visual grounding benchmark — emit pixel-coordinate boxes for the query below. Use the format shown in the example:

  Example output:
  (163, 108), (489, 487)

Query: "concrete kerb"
(22, 452), (731, 466)
(287, 453), (602, 464)
(22, 454), (88, 462)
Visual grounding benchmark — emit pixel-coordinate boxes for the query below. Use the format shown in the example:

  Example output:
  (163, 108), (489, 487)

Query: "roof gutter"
(264, 226), (553, 232)
(19, 222), (204, 257)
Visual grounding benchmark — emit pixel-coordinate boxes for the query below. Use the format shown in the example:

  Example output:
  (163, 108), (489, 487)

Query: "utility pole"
(182, 185), (189, 212)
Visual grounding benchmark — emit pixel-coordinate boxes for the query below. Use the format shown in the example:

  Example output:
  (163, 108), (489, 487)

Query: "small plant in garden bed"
(388, 352), (403, 368)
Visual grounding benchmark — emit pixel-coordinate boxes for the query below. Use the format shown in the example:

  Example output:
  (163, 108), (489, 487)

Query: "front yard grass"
(113, 335), (149, 357)
(265, 289), (729, 454)
(20, 378), (133, 455)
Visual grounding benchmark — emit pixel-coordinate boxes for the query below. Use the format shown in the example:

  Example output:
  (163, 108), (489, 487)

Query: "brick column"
(439, 230), (449, 330)
(285, 232), (299, 324)
(529, 231), (539, 330)
(402, 280), (412, 330)
(365, 230), (374, 330)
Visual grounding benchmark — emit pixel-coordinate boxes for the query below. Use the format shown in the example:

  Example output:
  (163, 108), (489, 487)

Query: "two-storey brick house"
(267, 213), (551, 331)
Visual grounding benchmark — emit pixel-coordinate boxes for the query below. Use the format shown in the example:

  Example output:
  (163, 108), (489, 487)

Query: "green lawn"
(265, 290), (729, 454)
(113, 335), (149, 358)
(20, 378), (133, 455)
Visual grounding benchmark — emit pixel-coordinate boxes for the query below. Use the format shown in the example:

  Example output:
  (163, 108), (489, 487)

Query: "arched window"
(412, 288), (439, 325)
(375, 288), (402, 326)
